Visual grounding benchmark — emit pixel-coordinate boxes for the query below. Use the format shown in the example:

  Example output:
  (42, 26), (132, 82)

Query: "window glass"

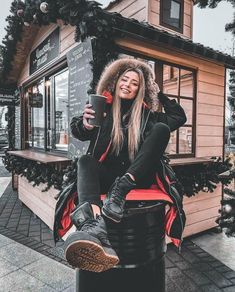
(26, 90), (33, 147)
(162, 0), (182, 30)
(166, 131), (177, 155)
(163, 65), (179, 96)
(54, 70), (69, 151)
(180, 99), (193, 125)
(179, 127), (192, 154)
(180, 69), (194, 97)
(161, 62), (195, 156)
(30, 80), (45, 148)
(25, 68), (69, 152)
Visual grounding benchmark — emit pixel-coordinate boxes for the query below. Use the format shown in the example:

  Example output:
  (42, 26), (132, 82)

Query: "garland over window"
(0, 0), (118, 88)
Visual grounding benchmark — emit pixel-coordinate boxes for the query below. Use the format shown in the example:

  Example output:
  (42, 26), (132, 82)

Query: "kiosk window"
(25, 68), (69, 153)
(162, 64), (195, 157)
(47, 69), (69, 152)
(27, 80), (45, 149)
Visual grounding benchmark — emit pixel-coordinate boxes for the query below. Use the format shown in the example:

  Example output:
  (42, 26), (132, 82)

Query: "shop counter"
(8, 150), (71, 229)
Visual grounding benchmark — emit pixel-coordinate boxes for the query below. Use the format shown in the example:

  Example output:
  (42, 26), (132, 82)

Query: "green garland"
(2, 152), (79, 191)
(174, 156), (232, 197)
(0, 0), (119, 88)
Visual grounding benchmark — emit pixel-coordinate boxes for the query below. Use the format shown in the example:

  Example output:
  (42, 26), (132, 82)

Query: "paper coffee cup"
(88, 94), (106, 127)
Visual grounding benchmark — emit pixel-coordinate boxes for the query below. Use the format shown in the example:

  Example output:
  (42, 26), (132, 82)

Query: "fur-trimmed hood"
(96, 58), (159, 111)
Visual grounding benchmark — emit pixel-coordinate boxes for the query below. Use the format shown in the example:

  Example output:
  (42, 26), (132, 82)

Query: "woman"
(63, 58), (187, 272)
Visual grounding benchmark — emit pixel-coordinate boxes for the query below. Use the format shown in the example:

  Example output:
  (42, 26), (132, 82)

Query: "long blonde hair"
(111, 69), (145, 161)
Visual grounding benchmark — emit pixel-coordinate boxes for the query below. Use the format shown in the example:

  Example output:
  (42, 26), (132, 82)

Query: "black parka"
(70, 91), (187, 161)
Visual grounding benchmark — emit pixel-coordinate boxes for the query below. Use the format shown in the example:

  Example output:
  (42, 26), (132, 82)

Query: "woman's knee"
(151, 123), (170, 138)
(78, 154), (97, 169)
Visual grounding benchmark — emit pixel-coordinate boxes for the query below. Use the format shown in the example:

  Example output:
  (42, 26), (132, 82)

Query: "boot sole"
(65, 240), (119, 272)
(101, 207), (122, 223)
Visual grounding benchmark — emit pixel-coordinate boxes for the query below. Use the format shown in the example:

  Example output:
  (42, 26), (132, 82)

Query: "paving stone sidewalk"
(0, 233), (75, 292)
(1, 166), (235, 291)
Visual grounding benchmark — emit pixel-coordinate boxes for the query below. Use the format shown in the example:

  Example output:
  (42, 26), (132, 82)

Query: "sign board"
(66, 38), (93, 159)
(29, 93), (43, 108)
(30, 27), (60, 75)
(0, 89), (15, 106)
(15, 100), (21, 149)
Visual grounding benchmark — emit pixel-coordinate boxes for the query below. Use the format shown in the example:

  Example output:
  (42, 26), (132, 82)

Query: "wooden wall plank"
(115, 38), (225, 73)
(150, 0), (159, 13)
(119, 2), (146, 19)
(184, 196), (221, 214)
(184, 14), (191, 27)
(197, 125), (223, 136)
(60, 30), (76, 55)
(198, 81), (224, 96)
(198, 70), (224, 86)
(197, 104), (224, 116)
(196, 146), (223, 157)
(107, 0), (137, 13)
(197, 136), (223, 147)
(197, 114), (224, 126)
(186, 206), (219, 225)
(183, 217), (218, 238)
(183, 186), (222, 204)
(184, 1), (192, 15)
(197, 93), (224, 106)
(60, 25), (75, 42)
(18, 176), (58, 230)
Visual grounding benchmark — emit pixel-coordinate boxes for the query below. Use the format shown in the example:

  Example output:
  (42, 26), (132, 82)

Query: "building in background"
(1, 0), (235, 237)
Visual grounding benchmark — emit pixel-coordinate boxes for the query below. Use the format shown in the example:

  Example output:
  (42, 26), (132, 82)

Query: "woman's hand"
(83, 104), (95, 130)
(156, 83), (160, 93)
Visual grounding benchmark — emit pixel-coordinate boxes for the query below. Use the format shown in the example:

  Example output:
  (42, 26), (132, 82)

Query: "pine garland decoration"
(0, 0), (119, 86)
(173, 156), (232, 197)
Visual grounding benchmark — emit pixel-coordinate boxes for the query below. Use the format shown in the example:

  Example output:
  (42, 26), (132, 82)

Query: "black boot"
(63, 202), (119, 272)
(102, 174), (136, 223)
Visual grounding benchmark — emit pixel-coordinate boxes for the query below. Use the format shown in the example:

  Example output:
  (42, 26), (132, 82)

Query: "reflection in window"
(26, 69), (69, 153)
(26, 91), (32, 147)
(166, 131), (177, 155)
(180, 99), (192, 125)
(27, 80), (45, 148)
(54, 70), (69, 151)
(163, 65), (179, 96)
(180, 69), (193, 97)
(179, 127), (192, 154)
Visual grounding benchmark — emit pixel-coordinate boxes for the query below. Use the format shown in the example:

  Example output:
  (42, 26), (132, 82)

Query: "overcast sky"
(0, 0), (234, 55)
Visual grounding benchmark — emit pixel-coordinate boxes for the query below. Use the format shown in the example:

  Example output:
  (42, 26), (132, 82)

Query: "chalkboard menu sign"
(15, 100), (21, 149)
(66, 38), (93, 158)
(30, 27), (60, 75)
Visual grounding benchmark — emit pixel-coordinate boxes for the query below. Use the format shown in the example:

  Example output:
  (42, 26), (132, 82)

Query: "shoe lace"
(108, 179), (125, 205)
(79, 218), (99, 231)
(110, 193), (124, 205)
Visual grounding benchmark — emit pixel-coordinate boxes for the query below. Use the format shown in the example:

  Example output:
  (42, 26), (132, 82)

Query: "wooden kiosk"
(2, 0), (234, 239)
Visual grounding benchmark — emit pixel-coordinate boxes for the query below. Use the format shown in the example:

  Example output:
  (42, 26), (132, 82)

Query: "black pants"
(77, 123), (170, 206)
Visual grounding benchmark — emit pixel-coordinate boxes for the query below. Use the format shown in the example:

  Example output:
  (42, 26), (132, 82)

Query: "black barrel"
(76, 201), (166, 292)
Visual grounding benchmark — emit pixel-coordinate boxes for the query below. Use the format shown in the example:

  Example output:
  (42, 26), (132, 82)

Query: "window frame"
(47, 67), (69, 154)
(157, 60), (197, 158)
(118, 48), (197, 159)
(160, 0), (184, 33)
(23, 63), (69, 155)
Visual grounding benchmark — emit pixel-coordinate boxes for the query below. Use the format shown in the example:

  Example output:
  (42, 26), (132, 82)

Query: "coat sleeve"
(70, 116), (96, 141)
(156, 91), (187, 132)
